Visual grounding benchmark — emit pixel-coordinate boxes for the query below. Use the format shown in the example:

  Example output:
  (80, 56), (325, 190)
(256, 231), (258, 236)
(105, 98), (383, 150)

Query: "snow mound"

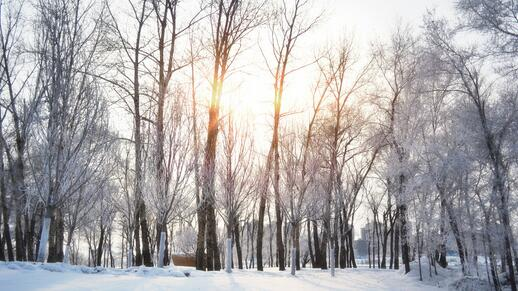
(400, 258), (496, 291)
(400, 258), (462, 289)
(0, 261), (187, 277)
(449, 276), (491, 291)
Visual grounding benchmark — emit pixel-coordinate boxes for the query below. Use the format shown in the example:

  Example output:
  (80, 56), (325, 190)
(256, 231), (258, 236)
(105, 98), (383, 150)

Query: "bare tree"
(217, 111), (255, 272)
(0, 0), (41, 261)
(257, 0), (318, 271)
(372, 25), (422, 274)
(425, 15), (518, 290)
(196, 0), (265, 271)
(32, 0), (111, 263)
(107, 0), (155, 267)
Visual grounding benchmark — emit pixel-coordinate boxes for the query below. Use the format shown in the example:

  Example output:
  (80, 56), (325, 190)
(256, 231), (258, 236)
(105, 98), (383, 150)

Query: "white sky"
(215, 0), (456, 151)
(110, 0), (456, 135)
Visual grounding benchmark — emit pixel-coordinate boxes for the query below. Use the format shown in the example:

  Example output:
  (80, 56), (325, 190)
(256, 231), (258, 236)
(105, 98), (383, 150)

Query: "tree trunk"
(195, 204), (206, 270)
(389, 226), (394, 269)
(275, 203), (284, 271)
(443, 198), (466, 274)
(313, 220), (321, 268)
(206, 204), (220, 270)
(381, 228), (388, 269)
(348, 230), (356, 268)
(139, 201), (153, 267)
(394, 222), (400, 269)
(399, 203), (410, 273)
(274, 162), (284, 270)
(295, 223), (300, 271)
(134, 207), (142, 266)
(234, 223), (243, 269)
(14, 210), (25, 260)
(26, 213), (36, 261)
(156, 222), (167, 268)
(438, 201), (448, 268)
(96, 224), (105, 266)
(37, 206), (52, 263)
(339, 219), (346, 268)
(256, 196), (266, 271)
(0, 159), (13, 261)
(307, 220), (314, 267)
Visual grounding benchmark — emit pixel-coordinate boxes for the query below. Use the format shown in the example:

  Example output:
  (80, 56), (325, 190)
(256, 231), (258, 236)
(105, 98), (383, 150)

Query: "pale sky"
(216, 0), (457, 150)
(110, 0), (457, 136)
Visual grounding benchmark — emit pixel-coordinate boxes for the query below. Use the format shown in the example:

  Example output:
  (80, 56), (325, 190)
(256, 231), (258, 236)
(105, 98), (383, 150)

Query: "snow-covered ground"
(0, 262), (449, 291)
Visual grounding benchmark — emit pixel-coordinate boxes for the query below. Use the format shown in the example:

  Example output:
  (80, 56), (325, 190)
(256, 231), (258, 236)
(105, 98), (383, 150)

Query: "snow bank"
(400, 258), (494, 291)
(449, 276), (491, 291)
(0, 263), (444, 291)
(1, 261), (187, 277)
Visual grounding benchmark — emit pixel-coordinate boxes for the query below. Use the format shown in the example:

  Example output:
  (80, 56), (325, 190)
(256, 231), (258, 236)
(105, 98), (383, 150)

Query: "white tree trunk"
(291, 247), (296, 275)
(127, 248), (133, 268)
(225, 238), (232, 273)
(330, 247), (335, 277)
(37, 217), (51, 263)
(64, 244), (71, 264)
(158, 232), (166, 268)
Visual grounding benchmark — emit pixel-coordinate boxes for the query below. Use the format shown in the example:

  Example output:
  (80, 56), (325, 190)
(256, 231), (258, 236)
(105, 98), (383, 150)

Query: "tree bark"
(139, 201), (153, 267)
(399, 203), (410, 274)
(307, 220), (315, 267)
(256, 196), (266, 270)
(394, 222), (400, 269)
(96, 223), (105, 266)
(0, 149), (13, 261)
(235, 223), (243, 269)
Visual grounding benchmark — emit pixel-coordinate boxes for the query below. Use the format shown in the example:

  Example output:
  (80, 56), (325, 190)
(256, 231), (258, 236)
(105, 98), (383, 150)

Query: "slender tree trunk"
(235, 223), (243, 269)
(26, 213), (36, 261)
(381, 228), (388, 269)
(339, 219), (346, 268)
(0, 149), (13, 261)
(0, 214), (4, 261)
(313, 220), (321, 268)
(438, 201), (448, 268)
(443, 197), (466, 274)
(295, 223), (300, 271)
(134, 209), (142, 266)
(15, 210), (25, 260)
(274, 146), (284, 271)
(268, 205), (274, 267)
(394, 222), (400, 269)
(139, 202), (153, 267)
(257, 196), (266, 270)
(307, 220), (314, 267)
(389, 226), (394, 269)
(348, 230), (356, 268)
(399, 203), (410, 273)
(96, 224), (105, 266)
